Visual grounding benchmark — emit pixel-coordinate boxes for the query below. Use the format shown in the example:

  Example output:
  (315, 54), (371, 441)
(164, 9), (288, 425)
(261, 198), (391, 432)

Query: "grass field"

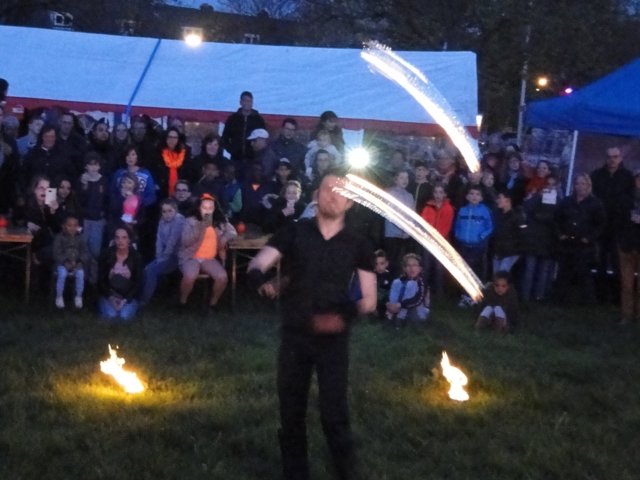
(1, 289), (639, 480)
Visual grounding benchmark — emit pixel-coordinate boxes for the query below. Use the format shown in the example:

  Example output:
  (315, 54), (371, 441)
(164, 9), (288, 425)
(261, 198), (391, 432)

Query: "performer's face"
(317, 175), (351, 219)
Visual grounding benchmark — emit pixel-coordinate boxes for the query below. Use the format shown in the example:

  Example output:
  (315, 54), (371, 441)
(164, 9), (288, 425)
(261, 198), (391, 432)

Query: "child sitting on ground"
(386, 253), (430, 328)
(53, 213), (89, 309)
(475, 270), (519, 332)
(374, 249), (393, 318)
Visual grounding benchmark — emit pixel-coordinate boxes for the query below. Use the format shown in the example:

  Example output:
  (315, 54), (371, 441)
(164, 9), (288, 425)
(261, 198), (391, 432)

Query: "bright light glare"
(348, 147), (370, 169)
(184, 33), (202, 48)
(536, 76), (549, 88)
(564, 87), (573, 95)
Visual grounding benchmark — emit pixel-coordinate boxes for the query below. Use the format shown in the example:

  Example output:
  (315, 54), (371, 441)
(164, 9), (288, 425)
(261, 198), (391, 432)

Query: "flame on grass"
(334, 174), (483, 300)
(361, 41), (480, 173)
(441, 352), (469, 402)
(100, 345), (145, 394)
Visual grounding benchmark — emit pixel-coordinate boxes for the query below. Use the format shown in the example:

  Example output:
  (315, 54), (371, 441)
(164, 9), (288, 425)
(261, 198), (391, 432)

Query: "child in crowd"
(192, 159), (225, 205)
(53, 213), (89, 309)
(110, 172), (141, 228)
(454, 185), (494, 306)
(475, 270), (519, 332)
(481, 170), (498, 212)
(304, 130), (341, 179)
(172, 179), (196, 217)
(386, 253), (430, 328)
(411, 160), (433, 214)
(178, 194), (237, 311)
(78, 152), (108, 284)
(139, 199), (185, 306)
(420, 183), (455, 297)
(53, 176), (80, 227)
(221, 163), (243, 221)
(374, 249), (393, 318)
(384, 169), (414, 271)
(263, 180), (306, 233)
(111, 145), (157, 208)
(454, 185), (494, 278)
(492, 189), (526, 274)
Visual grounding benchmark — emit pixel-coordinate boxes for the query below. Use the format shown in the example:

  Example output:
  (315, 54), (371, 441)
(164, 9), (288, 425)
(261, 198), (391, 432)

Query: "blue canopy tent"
(525, 59), (640, 193)
(525, 58), (640, 136)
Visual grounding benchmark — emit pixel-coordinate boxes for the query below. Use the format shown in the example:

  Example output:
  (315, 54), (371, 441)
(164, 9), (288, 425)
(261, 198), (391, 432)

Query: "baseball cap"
(247, 128), (269, 140)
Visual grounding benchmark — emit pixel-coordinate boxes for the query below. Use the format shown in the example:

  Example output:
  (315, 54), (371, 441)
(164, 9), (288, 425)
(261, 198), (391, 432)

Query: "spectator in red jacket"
(420, 183), (455, 297)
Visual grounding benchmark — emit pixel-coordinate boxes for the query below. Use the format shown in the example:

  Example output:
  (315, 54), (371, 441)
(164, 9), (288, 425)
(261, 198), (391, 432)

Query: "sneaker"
(74, 296), (83, 309)
(458, 294), (473, 308)
(55, 296), (65, 309)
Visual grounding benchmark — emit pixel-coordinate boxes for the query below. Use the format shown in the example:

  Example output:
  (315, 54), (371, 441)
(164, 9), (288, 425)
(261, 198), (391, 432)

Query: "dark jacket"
(22, 145), (75, 194)
(618, 193), (640, 252)
(520, 193), (558, 257)
(590, 164), (634, 233)
(77, 175), (109, 221)
(98, 246), (143, 300)
(221, 108), (266, 161)
(555, 194), (607, 251)
(270, 136), (307, 174)
(492, 206), (527, 258)
(479, 283), (519, 325)
(53, 231), (89, 266)
(263, 197), (307, 233)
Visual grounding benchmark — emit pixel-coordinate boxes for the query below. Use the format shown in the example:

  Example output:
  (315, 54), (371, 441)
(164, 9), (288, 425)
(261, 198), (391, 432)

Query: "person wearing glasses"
(590, 146), (635, 304)
(139, 198), (185, 306)
(157, 127), (192, 198)
(172, 179), (196, 217)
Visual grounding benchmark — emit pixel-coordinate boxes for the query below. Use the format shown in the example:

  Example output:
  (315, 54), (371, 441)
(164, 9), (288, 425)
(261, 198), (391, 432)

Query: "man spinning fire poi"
(248, 42), (484, 480)
(248, 168), (377, 480)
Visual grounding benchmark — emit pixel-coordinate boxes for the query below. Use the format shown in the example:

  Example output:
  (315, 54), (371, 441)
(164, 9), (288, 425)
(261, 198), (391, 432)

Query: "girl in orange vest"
(178, 194), (237, 311)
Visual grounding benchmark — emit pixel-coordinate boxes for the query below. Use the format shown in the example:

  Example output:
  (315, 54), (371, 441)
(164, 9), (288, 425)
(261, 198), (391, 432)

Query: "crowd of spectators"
(0, 85), (639, 328)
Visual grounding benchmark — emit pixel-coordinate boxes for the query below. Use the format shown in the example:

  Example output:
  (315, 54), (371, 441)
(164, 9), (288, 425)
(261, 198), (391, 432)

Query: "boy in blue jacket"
(454, 185), (494, 283)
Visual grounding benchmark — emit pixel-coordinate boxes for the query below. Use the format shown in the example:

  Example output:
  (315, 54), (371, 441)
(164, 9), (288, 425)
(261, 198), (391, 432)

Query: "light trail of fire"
(335, 174), (483, 301)
(100, 345), (145, 394)
(361, 41), (481, 173)
(441, 351), (470, 402)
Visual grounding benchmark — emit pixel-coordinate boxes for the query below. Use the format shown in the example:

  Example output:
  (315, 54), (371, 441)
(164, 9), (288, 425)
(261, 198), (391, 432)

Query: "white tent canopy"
(1, 25), (478, 135)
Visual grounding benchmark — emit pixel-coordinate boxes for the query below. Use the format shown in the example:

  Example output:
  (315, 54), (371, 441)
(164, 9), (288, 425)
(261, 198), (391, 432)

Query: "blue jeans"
(423, 249), (446, 297)
(83, 219), (105, 284)
(140, 257), (178, 305)
(98, 296), (139, 322)
(520, 255), (555, 301)
(492, 255), (520, 274)
(457, 242), (487, 280)
(56, 265), (84, 297)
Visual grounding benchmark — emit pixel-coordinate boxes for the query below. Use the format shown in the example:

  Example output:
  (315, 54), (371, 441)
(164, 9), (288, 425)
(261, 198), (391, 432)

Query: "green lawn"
(1, 291), (639, 480)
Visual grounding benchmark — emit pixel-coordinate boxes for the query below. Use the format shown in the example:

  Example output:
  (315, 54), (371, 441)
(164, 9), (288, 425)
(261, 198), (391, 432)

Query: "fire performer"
(248, 168), (377, 480)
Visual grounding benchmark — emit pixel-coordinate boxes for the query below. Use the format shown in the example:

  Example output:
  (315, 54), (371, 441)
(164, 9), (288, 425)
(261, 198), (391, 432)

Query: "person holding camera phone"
(177, 193), (237, 312)
(24, 175), (59, 271)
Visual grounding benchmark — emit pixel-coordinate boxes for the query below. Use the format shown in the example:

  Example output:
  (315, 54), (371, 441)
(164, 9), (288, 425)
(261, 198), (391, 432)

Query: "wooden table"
(227, 233), (279, 310)
(0, 227), (34, 303)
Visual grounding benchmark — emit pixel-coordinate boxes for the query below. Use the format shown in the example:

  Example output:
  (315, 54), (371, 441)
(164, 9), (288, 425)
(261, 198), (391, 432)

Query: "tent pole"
(124, 38), (162, 122)
(565, 130), (579, 196)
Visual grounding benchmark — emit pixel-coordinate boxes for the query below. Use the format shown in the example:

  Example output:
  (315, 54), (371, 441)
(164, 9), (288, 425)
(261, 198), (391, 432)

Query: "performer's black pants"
(277, 328), (353, 480)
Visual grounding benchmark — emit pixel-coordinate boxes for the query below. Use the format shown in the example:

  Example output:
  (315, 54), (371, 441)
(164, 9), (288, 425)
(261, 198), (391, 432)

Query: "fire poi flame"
(440, 352), (469, 402)
(333, 174), (483, 300)
(100, 345), (145, 394)
(361, 41), (481, 173)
